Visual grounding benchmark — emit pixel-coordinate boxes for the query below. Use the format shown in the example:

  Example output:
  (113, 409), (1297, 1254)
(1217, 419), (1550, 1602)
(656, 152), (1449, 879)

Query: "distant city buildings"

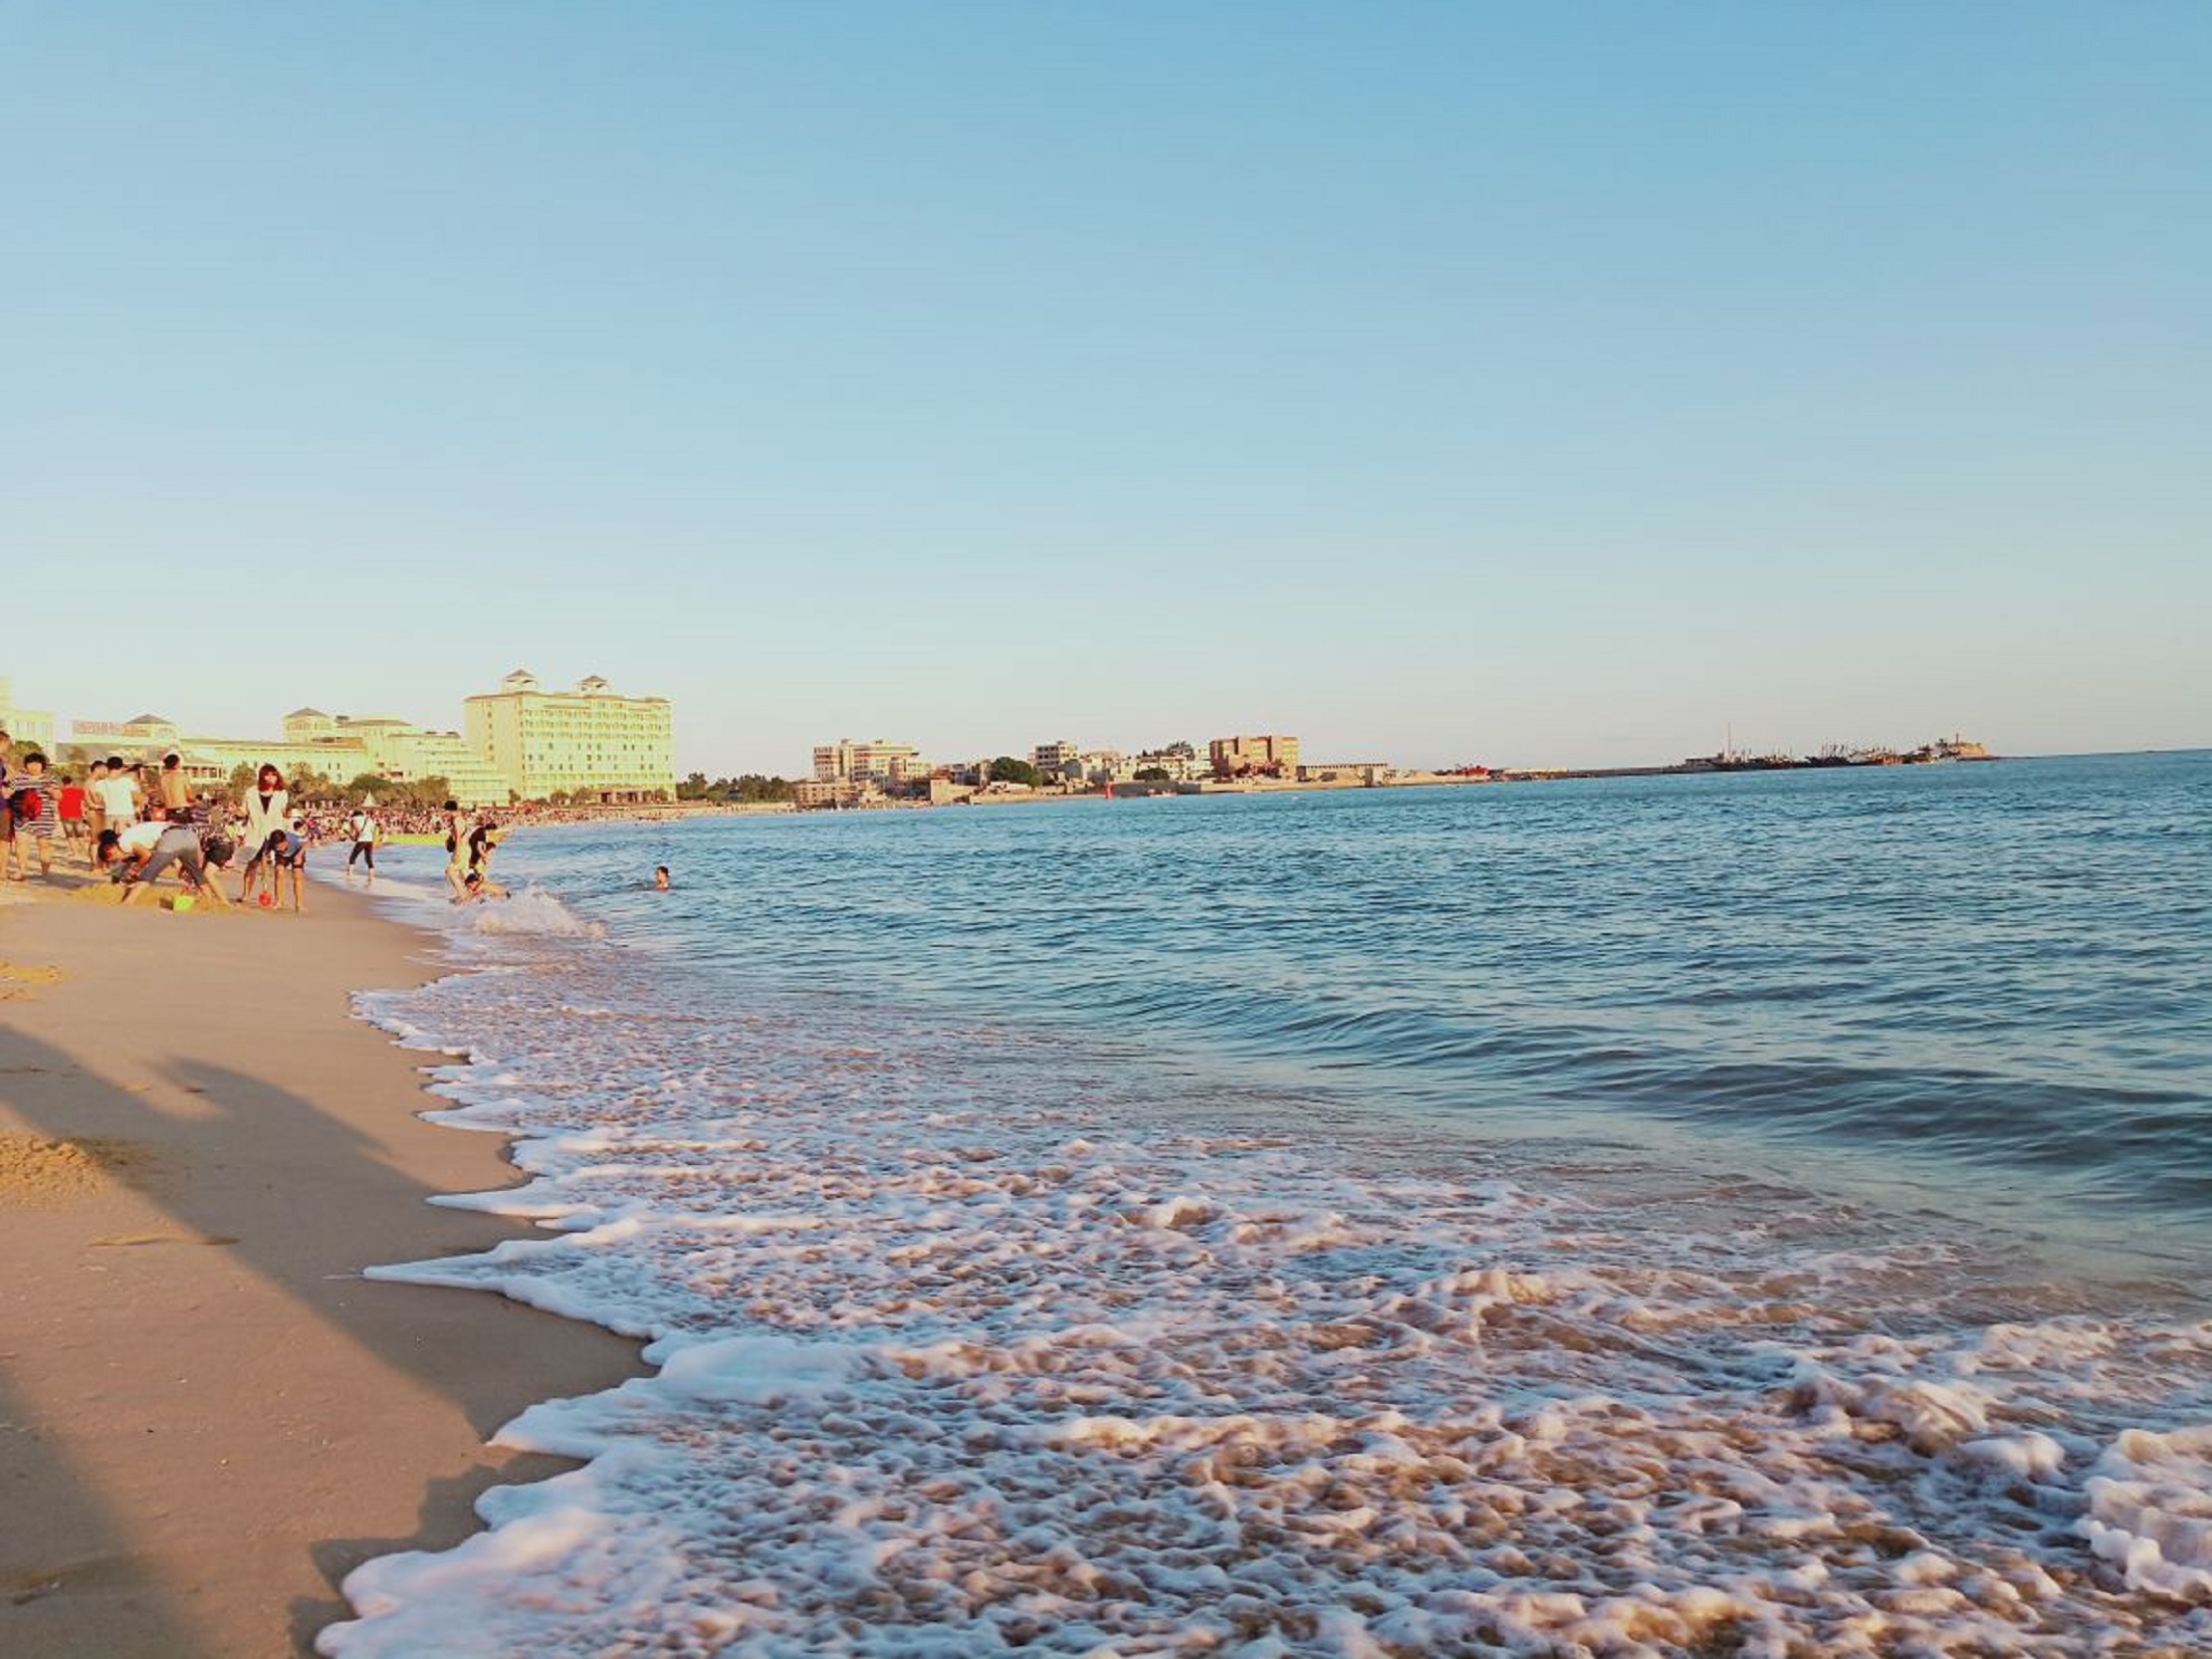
(788, 731), (1318, 806)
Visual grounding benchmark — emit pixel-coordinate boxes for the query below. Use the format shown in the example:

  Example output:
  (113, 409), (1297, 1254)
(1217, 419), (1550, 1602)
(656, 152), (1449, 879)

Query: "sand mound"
(0, 1134), (146, 1205)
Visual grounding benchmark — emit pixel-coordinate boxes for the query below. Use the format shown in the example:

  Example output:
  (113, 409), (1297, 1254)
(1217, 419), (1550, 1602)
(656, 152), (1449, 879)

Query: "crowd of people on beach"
(0, 729), (510, 913)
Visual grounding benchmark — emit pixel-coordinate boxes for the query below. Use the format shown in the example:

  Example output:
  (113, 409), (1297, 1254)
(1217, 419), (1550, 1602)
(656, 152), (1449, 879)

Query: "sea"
(317, 752), (2212, 1657)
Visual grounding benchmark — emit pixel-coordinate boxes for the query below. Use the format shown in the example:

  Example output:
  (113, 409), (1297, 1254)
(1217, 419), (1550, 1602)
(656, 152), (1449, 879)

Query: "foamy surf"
(320, 935), (2212, 1658)
(461, 885), (608, 940)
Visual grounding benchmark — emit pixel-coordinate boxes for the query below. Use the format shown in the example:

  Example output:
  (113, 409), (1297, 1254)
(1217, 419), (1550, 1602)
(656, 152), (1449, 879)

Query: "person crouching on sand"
(257, 822), (309, 912)
(98, 813), (233, 909)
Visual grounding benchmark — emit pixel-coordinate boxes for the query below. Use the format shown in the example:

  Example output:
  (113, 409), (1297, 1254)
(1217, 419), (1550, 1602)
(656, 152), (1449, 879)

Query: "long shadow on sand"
(0, 1027), (640, 1657)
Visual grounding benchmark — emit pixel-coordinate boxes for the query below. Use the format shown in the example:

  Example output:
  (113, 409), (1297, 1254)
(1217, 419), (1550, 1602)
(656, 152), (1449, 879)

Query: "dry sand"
(0, 872), (644, 1657)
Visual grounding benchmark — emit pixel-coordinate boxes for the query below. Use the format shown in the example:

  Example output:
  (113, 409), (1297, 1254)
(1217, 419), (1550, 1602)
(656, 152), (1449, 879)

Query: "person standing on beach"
(156, 752), (192, 816)
(8, 753), (60, 879)
(82, 758), (110, 855)
(57, 773), (88, 863)
(0, 730), (16, 879)
(344, 800), (378, 879)
(95, 756), (144, 832)
(235, 765), (289, 905)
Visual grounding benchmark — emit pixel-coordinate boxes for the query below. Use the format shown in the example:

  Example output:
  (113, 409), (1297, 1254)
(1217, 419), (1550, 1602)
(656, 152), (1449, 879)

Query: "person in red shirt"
(57, 775), (89, 866)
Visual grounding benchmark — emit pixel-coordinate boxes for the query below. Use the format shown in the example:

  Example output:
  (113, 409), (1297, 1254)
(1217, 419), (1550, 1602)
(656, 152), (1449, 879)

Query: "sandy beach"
(0, 873), (643, 1657)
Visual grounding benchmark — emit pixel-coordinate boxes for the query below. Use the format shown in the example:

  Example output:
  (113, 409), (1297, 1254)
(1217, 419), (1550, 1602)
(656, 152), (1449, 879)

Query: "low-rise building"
(1298, 761), (1394, 787)
(1132, 742), (1203, 782)
(173, 730), (368, 790)
(1081, 749), (1137, 785)
(0, 679), (58, 753)
(795, 778), (863, 809)
(332, 716), (512, 807)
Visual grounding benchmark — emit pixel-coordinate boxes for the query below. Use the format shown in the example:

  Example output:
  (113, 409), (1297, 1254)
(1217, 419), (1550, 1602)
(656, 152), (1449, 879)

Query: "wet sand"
(0, 874), (644, 1657)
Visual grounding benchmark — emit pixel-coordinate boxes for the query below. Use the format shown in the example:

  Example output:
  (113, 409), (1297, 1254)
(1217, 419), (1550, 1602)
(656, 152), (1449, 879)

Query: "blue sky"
(4, 2), (2205, 772)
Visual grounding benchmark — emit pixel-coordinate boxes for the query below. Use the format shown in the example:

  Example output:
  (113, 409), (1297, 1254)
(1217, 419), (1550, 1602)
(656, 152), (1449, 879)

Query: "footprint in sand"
(0, 961), (66, 1000)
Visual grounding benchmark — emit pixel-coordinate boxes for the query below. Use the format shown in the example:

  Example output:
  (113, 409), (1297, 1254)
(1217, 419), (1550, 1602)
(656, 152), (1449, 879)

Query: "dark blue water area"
(473, 752), (2211, 1276)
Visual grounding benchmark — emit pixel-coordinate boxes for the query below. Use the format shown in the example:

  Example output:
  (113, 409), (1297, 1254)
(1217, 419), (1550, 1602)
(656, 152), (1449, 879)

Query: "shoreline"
(0, 871), (645, 1656)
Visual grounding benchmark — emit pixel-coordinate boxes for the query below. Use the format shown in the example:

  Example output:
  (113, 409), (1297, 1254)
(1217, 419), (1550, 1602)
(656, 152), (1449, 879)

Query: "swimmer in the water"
(653, 865), (671, 890)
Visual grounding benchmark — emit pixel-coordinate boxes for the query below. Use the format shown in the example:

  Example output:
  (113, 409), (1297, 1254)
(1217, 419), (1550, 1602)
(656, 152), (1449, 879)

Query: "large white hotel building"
(465, 670), (676, 803)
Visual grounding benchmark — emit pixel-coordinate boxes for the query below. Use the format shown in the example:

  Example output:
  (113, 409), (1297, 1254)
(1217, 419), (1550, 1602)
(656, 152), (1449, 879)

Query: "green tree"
(988, 756), (1041, 787)
(1134, 767), (1171, 783)
(289, 765), (342, 802)
(52, 742), (105, 774)
(676, 771), (712, 801)
(728, 774), (796, 803)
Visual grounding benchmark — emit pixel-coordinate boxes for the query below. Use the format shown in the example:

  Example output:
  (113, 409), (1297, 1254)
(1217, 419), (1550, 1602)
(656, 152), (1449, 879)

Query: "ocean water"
(320, 753), (2212, 1656)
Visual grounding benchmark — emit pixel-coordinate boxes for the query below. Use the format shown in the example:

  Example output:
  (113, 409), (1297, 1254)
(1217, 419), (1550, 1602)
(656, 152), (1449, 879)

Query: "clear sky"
(4, 2), (2205, 773)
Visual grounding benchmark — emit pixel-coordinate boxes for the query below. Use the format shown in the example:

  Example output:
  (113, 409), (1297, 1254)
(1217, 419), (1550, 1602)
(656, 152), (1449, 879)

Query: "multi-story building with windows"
(1132, 744), (1203, 782)
(1030, 739), (1083, 780)
(465, 670), (675, 803)
(812, 738), (924, 786)
(330, 716), (513, 807)
(1209, 733), (1301, 779)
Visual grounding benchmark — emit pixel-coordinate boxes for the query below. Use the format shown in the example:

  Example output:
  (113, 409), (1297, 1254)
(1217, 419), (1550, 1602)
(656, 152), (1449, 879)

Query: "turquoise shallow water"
(457, 750), (2208, 1279)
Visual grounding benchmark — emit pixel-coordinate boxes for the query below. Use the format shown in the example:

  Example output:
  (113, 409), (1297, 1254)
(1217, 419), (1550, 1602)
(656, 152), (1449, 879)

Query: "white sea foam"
(461, 884), (608, 940)
(321, 936), (2212, 1657)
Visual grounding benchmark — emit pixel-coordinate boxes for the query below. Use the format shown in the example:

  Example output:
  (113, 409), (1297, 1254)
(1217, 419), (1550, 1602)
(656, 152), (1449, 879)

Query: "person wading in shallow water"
(345, 799), (379, 880)
(442, 800), (471, 900)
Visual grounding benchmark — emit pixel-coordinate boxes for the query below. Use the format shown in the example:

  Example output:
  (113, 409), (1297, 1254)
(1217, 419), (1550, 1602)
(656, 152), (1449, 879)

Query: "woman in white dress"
(235, 764), (290, 906)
